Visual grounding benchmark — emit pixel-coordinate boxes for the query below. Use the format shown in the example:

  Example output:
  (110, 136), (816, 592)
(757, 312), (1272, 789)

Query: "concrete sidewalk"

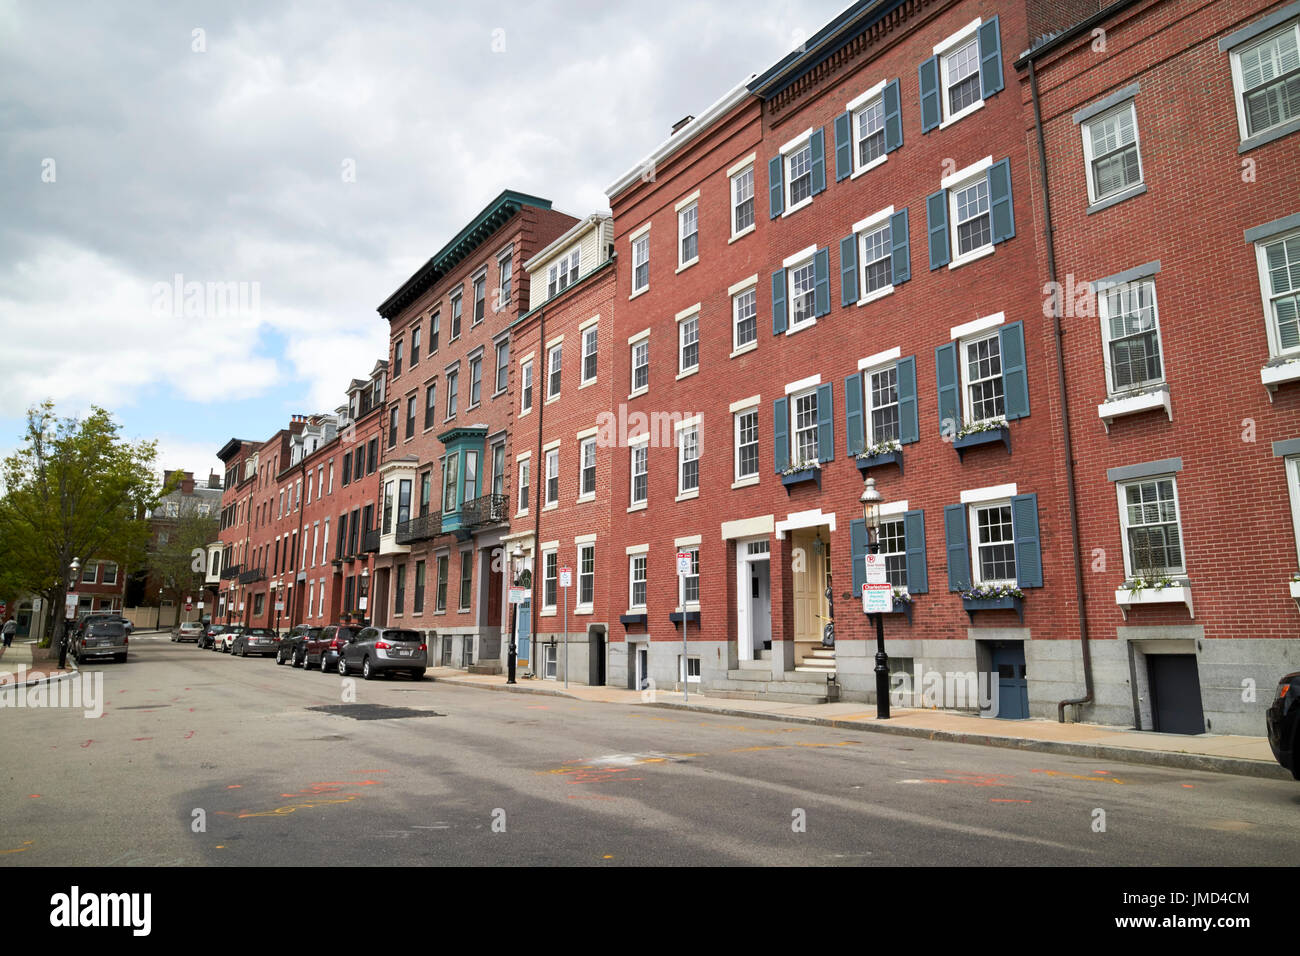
(426, 668), (1289, 781)
(0, 640), (74, 686)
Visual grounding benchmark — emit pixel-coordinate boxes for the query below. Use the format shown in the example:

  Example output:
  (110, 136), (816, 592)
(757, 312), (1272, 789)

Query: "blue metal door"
(516, 598), (531, 666)
(991, 643), (1029, 719)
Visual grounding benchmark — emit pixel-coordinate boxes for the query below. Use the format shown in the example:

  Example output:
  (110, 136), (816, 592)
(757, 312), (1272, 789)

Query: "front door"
(792, 530), (828, 644)
(486, 554), (502, 628)
(516, 598), (531, 668)
(1148, 654), (1205, 735)
(590, 628), (606, 686)
(637, 646), (649, 691)
(991, 643), (1029, 719)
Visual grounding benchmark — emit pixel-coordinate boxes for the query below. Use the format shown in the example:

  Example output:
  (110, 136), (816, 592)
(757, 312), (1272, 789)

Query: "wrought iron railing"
(220, 564), (243, 580)
(238, 568), (266, 585)
(362, 528), (381, 553)
(460, 494), (509, 529)
(395, 513), (441, 545)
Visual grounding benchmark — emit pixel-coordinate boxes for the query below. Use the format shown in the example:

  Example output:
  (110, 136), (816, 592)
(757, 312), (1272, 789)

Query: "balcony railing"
(460, 494), (509, 529)
(220, 564), (243, 580)
(238, 568), (266, 585)
(396, 513), (441, 545)
(362, 528), (381, 553)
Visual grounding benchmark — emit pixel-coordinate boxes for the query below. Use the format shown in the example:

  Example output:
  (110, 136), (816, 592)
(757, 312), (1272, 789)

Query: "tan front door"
(792, 529), (828, 644)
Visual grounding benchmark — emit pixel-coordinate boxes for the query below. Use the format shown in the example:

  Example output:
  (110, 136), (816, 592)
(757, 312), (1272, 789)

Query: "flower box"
(1113, 585), (1194, 620)
(781, 466), (821, 492)
(855, 448), (903, 477)
(619, 613), (647, 627)
(668, 611), (700, 626)
(1289, 580), (1300, 601)
(1097, 386), (1172, 432)
(962, 594), (1023, 623)
(952, 424), (1010, 460)
(1262, 359), (1300, 398)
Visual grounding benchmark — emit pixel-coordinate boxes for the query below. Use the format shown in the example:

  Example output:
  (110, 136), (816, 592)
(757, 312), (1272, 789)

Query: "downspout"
(530, 305), (546, 667)
(1028, 56), (1095, 722)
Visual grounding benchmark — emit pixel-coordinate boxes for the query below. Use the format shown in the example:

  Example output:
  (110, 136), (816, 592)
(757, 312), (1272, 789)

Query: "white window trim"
(1228, 20), (1300, 144)
(1255, 230), (1300, 359)
(957, 328), (1005, 427)
(847, 78), (890, 179)
(545, 343), (562, 404)
(577, 436), (597, 503)
(861, 361), (900, 449)
(516, 455), (531, 517)
(784, 372), (821, 395)
(580, 323), (599, 388)
(676, 304), (700, 379)
(733, 404), (760, 489)
(858, 346), (901, 371)
(1116, 475), (1187, 579)
(1098, 278), (1166, 397)
(540, 546), (558, 615)
(677, 544), (701, 611)
(968, 499), (1017, 588)
(1081, 100), (1144, 205)
(575, 540), (596, 613)
(544, 445), (560, 511)
(629, 334), (650, 399)
(783, 247), (819, 334)
(628, 551), (648, 611)
(675, 418), (701, 501)
(935, 18), (985, 129)
(854, 205), (896, 305)
(950, 311), (1005, 341)
(676, 192), (700, 272)
(629, 438), (649, 511)
(960, 482), (1018, 505)
(943, 157), (996, 269)
(730, 275), (759, 355)
(779, 128), (816, 217)
(728, 156), (757, 242)
(629, 226), (651, 298)
(1287, 456), (1300, 566)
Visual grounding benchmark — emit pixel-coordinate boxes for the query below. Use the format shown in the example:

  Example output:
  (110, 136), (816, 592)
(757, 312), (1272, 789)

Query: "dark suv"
(277, 625), (320, 666)
(73, 620), (129, 664)
(1267, 672), (1300, 779)
(302, 625), (358, 673)
(338, 627), (427, 680)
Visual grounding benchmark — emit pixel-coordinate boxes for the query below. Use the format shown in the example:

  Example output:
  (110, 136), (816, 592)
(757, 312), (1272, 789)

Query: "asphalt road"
(2, 636), (1298, 866)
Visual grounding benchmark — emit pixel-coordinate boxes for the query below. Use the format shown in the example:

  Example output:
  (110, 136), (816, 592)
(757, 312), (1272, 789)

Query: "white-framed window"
(679, 547), (700, 606)
(1100, 279), (1164, 394)
(1286, 456), (1300, 563)
(521, 359), (534, 413)
(864, 364), (901, 445)
(951, 173), (992, 260)
(547, 343), (562, 399)
(855, 93), (887, 170)
(679, 656), (702, 683)
(542, 547), (558, 610)
(542, 642), (557, 679)
(1082, 102), (1143, 204)
(450, 292), (462, 341)
(788, 256), (817, 330)
(970, 501), (1016, 586)
(630, 442), (648, 506)
(629, 553), (647, 609)
(632, 233), (649, 294)
(678, 201), (698, 267)
(860, 218), (893, 296)
(472, 270), (487, 325)
(581, 324), (598, 385)
(1118, 476), (1185, 577)
(497, 247), (513, 309)
(877, 517), (908, 590)
(735, 407), (759, 482)
(411, 325), (422, 367)
(548, 247), (580, 299)
(939, 27), (983, 124)
(1256, 229), (1300, 357)
(495, 339), (509, 394)
(786, 140), (814, 208)
(732, 286), (757, 350)
(468, 355), (482, 408)
(792, 388), (820, 465)
(446, 368), (458, 419)
(960, 331), (1005, 425)
(677, 424), (699, 496)
(517, 456), (531, 514)
(579, 437), (597, 499)
(631, 338), (649, 393)
(545, 447), (559, 507)
(578, 542), (595, 607)
(307, 581), (315, 619)
(731, 164), (754, 236)
(1229, 19), (1300, 142)
(101, 562), (118, 586)
(678, 313), (698, 374)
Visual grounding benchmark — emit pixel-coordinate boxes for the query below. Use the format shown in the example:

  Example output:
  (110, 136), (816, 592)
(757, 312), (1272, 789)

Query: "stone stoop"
(704, 668), (836, 705)
(468, 662), (502, 675)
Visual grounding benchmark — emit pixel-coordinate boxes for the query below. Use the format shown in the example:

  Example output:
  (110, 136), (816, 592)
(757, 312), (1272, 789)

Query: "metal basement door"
(991, 643), (1029, 720)
(1147, 654), (1205, 735)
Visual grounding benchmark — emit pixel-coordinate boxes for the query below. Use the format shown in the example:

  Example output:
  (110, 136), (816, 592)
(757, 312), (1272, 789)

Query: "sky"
(0, 0), (849, 480)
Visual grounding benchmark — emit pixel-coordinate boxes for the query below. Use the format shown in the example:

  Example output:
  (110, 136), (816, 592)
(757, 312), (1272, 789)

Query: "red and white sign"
(862, 583), (893, 614)
(185, 603), (193, 612)
(676, 552), (692, 576)
(559, 567), (572, 589)
(863, 553), (888, 585)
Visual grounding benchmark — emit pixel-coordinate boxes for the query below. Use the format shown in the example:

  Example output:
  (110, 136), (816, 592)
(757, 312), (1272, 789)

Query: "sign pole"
(676, 551), (692, 702)
(558, 565), (573, 687)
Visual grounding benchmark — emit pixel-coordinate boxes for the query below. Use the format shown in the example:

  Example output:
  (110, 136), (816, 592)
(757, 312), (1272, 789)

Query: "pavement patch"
(308, 703), (445, 720)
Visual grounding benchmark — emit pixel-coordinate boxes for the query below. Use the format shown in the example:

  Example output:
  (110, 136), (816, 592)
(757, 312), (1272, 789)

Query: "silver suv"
(74, 620), (129, 664)
(338, 627), (427, 680)
(172, 622), (204, 642)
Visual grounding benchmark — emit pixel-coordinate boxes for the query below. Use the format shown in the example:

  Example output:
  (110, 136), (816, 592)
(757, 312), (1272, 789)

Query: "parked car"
(303, 624), (359, 673)
(1267, 672), (1300, 779)
(218, 626), (244, 653)
(277, 625), (320, 666)
(198, 624), (227, 650)
(72, 620), (128, 664)
(171, 621), (204, 642)
(338, 626), (427, 680)
(231, 627), (278, 657)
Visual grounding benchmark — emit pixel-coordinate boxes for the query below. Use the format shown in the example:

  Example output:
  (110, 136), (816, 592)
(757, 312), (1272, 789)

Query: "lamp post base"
(874, 612), (890, 720)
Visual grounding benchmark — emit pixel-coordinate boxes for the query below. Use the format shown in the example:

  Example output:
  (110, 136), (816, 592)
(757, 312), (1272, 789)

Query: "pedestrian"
(1, 617), (15, 656)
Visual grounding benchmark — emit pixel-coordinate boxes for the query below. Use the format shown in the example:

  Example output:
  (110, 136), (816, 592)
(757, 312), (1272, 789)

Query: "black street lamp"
(507, 544), (523, 684)
(860, 477), (890, 720)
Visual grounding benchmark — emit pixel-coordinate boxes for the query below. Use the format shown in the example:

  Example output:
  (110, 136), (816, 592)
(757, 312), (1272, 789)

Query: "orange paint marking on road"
(226, 784), (242, 789)
(1182, 784), (1195, 789)
(0, 841), (35, 854)
(1031, 768), (1125, 784)
(602, 855), (613, 859)
(28, 794), (40, 798)
(237, 794), (361, 818)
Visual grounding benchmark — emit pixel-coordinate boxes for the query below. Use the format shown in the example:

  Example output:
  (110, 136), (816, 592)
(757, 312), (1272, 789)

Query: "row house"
(219, 426), (294, 628)
(215, 437), (260, 623)
(371, 190), (578, 671)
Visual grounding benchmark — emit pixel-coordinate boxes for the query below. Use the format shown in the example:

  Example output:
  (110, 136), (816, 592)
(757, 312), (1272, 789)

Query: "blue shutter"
(834, 112), (852, 182)
(944, 504), (971, 592)
(850, 518), (869, 594)
(768, 156), (784, 218)
(890, 208), (910, 284)
(810, 128), (826, 195)
(844, 373), (864, 456)
(773, 398), (788, 474)
(816, 382), (834, 462)
(840, 234), (858, 306)
(999, 320), (1029, 420)
(926, 190), (950, 269)
(919, 56), (941, 133)
(988, 157), (1015, 243)
(883, 78), (903, 153)
(813, 247), (830, 317)
(772, 269), (787, 335)
(904, 509), (928, 594)
(896, 356), (919, 445)
(979, 16), (1004, 99)
(935, 342), (960, 434)
(1011, 493), (1042, 588)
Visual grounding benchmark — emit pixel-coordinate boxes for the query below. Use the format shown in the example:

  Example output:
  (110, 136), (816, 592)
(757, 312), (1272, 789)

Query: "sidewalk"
(0, 641), (74, 686)
(426, 668), (1289, 781)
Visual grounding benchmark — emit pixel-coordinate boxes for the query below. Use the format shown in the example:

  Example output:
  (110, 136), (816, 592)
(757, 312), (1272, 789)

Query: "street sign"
(676, 551), (692, 576)
(185, 603), (193, 612)
(508, 586), (528, 604)
(862, 583), (893, 614)
(559, 567), (572, 589)
(864, 553), (888, 585)
(359, 596), (368, 610)
(197, 602), (204, 611)
(274, 602), (284, 612)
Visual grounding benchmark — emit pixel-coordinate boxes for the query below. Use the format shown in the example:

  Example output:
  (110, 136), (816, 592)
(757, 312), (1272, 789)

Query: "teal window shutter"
(883, 78), (903, 152)
(772, 269), (787, 335)
(773, 397), (789, 473)
(944, 503), (971, 592)
(769, 156), (784, 218)
(988, 157), (1015, 243)
(816, 382), (834, 462)
(1011, 493), (1042, 588)
(890, 208), (910, 284)
(850, 518), (869, 593)
(978, 16), (1004, 99)
(834, 112), (852, 182)
(904, 508), (928, 594)
(935, 342), (960, 435)
(810, 128), (826, 195)
(896, 355), (919, 444)
(999, 320), (1029, 420)
(926, 190), (950, 269)
(844, 373), (864, 456)
(813, 247), (830, 316)
(919, 56), (941, 133)
(840, 234), (858, 306)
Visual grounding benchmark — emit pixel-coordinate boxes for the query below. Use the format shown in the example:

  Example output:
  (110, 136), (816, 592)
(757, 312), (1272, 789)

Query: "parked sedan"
(338, 627), (427, 680)
(276, 625), (320, 666)
(1267, 672), (1300, 779)
(198, 624), (227, 649)
(73, 620), (129, 664)
(231, 627), (279, 657)
(171, 621), (204, 642)
(218, 626), (244, 653)
(303, 625), (358, 673)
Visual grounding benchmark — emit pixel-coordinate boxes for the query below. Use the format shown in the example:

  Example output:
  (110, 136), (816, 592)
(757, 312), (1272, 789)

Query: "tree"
(148, 510), (219, 616)
(0, 402), (174, 648)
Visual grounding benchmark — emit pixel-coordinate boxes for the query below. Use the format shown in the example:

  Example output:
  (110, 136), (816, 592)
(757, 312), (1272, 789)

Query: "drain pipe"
(1028, 56), (1094, 722)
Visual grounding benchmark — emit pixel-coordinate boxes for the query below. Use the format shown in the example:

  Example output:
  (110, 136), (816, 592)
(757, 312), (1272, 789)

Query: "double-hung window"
(631, 233), (649, 294)
(732, 285), (757, 350)
(856, 95), (886, 169)
(678, 200), (698, 267)
(463, 451), (479, 504)
(579, 437), (596, 499)
(578, 543), (595, 607)
(629, 554), (647, 609)
(460, 551), (473, 609)
(581, 324), (598, 384)
(1286, 456), (1300, 563)
(877, 518), (909, 590)
(542, 549), (558, 610)
(860, 219), (893, 296)
(495, 340), (509, 394)
(387, 406), (398, 449)
(430, 311), (440, 353)
(446, 368), (458, 419)
(678, 312), (698, 374)
(680, 547), (700, 606)
(787, 141), (814, 208)
(630, 336), (649, 394)
(1082, 102), (1143, 204)
(1229, 19), (1300, 144)
(942, 34), (981, 119)
(546, 343), (562, 400)
(1119, 477), (1185, 577)
(450, 293), (462, 341)
(394, 339), (403, 377)
(1257, 229), (1300, 357)
(517, 456), (531, 514)
(962, 331), (1005, 425)
(435, 555), (448, 612)
(442, 453), (459, 513)
(545, 447), (559, 507)
(1100, 279), (1164, 394)
(424, 382), (437, 429)
(788, 258), (817, 330)
(630, 439), (648, 506)
(405, 394), (416, 439)
(952, 175), (991, 259)
(472, 272), (486, 325)
(548, 248), (580, 299)
(521, 359), (533, 413)
(469, 354), (482, 408)
(731, 164), (754, 236)
(414, 561), (426, 613)
(734, 407), (759, 482)
(677, 423), (700, 496)
(792, 388), (820, 466)
(497, 247), (513, 310)
(411, 325), (421, 366)
(865, 364), (901, 446)
(971, 501), (1016, 586)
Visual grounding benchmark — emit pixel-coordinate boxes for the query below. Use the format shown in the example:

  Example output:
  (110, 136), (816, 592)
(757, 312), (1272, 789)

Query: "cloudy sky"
(0, 0), (848, 479)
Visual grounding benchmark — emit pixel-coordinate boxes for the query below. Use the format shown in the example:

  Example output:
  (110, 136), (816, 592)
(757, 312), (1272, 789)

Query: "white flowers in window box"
(857, 437), (902, 460)
(1114, 577), (1193, 619)
(1097, 385), (1171, 432)
(780, 459), (821, 477)
(954, 416), (1007, 440)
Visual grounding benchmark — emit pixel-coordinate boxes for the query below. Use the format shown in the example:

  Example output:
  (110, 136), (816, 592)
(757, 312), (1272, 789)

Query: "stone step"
(737, 659), (771, 671)
(707, 688), (829, 705)
(806, 649), (836, 659)
(467, 663), (502, 675)
(727, 669), (776, 682)
(727, 669), (828, 684)
(795, 665), (837, 674)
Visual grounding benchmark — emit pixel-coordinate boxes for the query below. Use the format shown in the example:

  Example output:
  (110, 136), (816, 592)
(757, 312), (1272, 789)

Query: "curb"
(431, 674), (1289, 781)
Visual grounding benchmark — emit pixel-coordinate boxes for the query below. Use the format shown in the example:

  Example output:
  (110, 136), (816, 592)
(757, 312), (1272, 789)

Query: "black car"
(1266, 672), (1300, 779)
(198, 624), (227, 649)
(276, 625), (320, 666)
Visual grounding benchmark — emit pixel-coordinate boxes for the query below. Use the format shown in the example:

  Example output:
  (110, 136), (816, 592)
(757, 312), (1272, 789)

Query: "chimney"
(181, 471), (195, 494)
(671, 115), (695, 135)
(208, 471), (221, 489)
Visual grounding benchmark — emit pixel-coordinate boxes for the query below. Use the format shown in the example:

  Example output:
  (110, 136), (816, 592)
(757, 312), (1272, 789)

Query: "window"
(972, 502), (1016, 585)
(405, 394), (416, 439)
(788, 258), (816, 329)
(877, 518), (909, 589)
(101, 562), (118, 586)
(1230, 21), (1300, 141)
(491, 442), (505, 497)
(425, 382), (437, 429)
(394, 339), (403, 377)
(952, 176), (991, 258)
(436, 555), (448, 612)
(679, 656), (702, 683)
(495, 340), (509, 393)
(419, 470), (431, 516)
(793, 389), (819, 465)
(1258, 230), (1300, 356)
(414, 561), (426, 613)
(411, 324), (421, 366)
(497, 249), (513, 309)
(469, 355), (482, 407)
(1082, 102), (1143, 204)
(856, 95), (886, 168)
(961, 333), (1004, 425)
(787, 141), (814, 207)
(579, 438), (597, 498)
(459, 551), (473, 609)
(521, 360), (534, 413)
(679, 314), (698, 374)
(630, 554), (647, 608)
(631, 338), (649, 393)
(366, 439), (377, 474)
(446, 369), (458, 418)
(547, 343), (562, 399)
(576, 543), (595, 606)
(461, 634), (474, 668)
(865, 364), (900, 445)
(677, 424), (699, 495)
(1100, 280), (1164, 394)
(581, 325), (598, 384)
(733, 287), (757, 350)
(731, 165), (754, 235)
(735, 408), (759, 481)
(1120, 477), (1185, 576)
(387, 407), (397, 449)
(394, 564), (405, 614)
(430, 311), (440, 352)
(1287, 456), (1300, 562)
(441, 635), (453, 664)
(472, 273), (486, 325)
(548, 248), (580, 299)
(464, 450), (479, 504)
(632, 233), (649, 293)
(442, 453), (459, 512)
(681, 548), (700, 605)
(542, 642), (557, 679)
(678, 201), (698, 266)
(543, 549), (558, 609)
(942, 34), (981, 119)
(630, 443), (648, 506)
(860, 219), (893, 295)
(518, 457), (531, 513)
(545, 448), (559, 507)
(397, 478), (412, 528)
(450, 293), (462, 341)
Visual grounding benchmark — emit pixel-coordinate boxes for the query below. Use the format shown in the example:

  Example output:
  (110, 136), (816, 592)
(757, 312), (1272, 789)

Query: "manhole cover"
(308, 704), (444, 721)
